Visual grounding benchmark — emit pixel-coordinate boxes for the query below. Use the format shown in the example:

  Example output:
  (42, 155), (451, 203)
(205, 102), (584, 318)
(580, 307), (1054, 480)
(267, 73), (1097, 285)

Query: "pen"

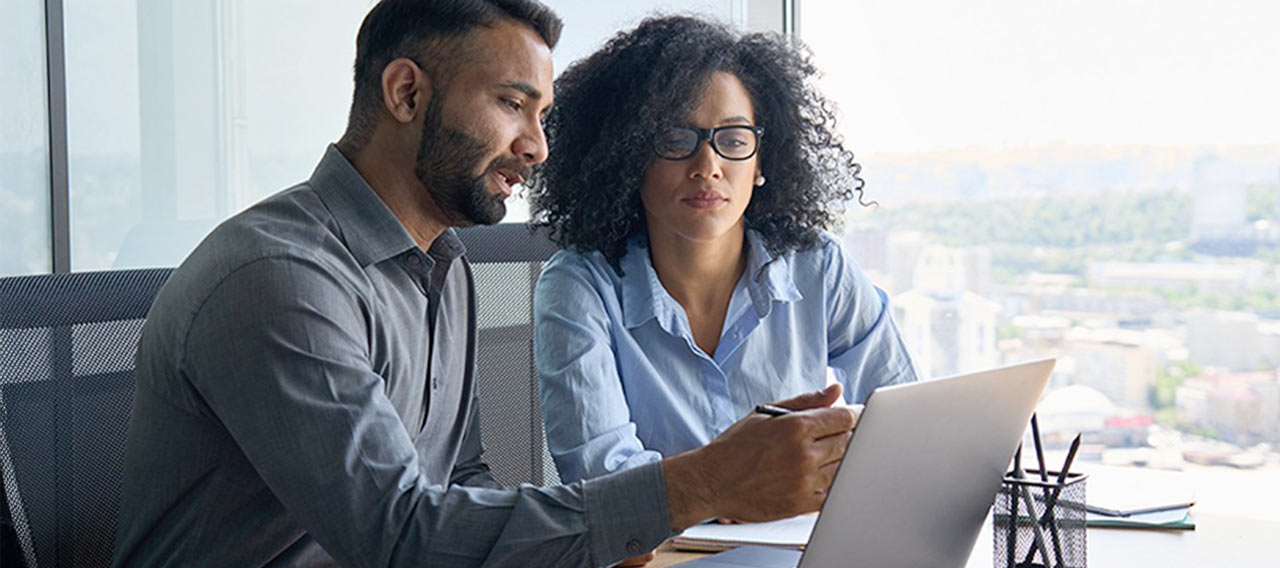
(754, 404), (792, 417)
(1023, 432), (1082, 568)
(1054, 434), (1082, 491)
(1012, 454), (1053, 567)
(1008, 444), (1021, 568)
(1031, 414), (1065, 568)
(1030, 414), (1048, 482)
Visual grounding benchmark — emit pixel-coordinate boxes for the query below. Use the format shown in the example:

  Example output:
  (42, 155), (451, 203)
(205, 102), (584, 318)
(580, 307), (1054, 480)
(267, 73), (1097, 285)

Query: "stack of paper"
(1082, 465), (1196, 531)
(1086, 507), (1195, 530)
(670, 514), (817, 552)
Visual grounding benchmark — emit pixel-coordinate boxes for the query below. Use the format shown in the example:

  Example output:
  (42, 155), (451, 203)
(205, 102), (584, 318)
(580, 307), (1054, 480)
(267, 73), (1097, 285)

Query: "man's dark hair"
(342, 0), (562, 150)
(528, 15), (868, 264)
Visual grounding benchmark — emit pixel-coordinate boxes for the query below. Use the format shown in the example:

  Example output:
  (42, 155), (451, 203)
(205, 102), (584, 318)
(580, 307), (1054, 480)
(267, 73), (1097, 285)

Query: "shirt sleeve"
(534, 255), (663, 483)
(821, 238), (919, 403)
(449, 389), (504, 490)
(182, 256), (671, 568)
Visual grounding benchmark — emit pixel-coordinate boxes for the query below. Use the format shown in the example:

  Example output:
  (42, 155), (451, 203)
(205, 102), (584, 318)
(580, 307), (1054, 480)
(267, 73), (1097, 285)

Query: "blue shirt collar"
(618, 230), (802, 330)
(310, 144), (465, 266)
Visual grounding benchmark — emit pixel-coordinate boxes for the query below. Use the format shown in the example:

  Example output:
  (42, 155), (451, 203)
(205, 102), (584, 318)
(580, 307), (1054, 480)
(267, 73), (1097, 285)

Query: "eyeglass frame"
(651, 125), (766, 161)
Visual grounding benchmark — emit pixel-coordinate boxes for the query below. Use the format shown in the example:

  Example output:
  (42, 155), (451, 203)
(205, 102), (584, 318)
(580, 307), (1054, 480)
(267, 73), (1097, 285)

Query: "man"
(113, 1), (858, 566)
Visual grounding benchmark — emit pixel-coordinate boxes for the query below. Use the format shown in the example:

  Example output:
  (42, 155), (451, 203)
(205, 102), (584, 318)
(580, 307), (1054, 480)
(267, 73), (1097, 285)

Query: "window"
(803, 0), (1280, 517)
(6, 1), (778, 274)
(63, 0), (373, 270)
(0, 1), (51, 276)
(52, 0), (763, 270)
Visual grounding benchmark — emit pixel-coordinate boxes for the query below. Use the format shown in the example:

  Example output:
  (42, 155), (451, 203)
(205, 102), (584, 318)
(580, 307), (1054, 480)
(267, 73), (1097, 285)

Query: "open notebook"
(671, 514), (817, 552)
(1082, 465), (1196, 517)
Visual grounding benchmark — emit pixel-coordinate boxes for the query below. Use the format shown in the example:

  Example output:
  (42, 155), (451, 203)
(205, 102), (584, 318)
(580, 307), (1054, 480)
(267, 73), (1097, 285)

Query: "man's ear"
(381, 58), (432, 124)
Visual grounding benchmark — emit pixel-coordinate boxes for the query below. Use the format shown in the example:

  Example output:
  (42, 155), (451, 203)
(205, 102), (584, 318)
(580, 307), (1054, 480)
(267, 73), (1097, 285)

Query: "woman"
(529, 16), (917, 487)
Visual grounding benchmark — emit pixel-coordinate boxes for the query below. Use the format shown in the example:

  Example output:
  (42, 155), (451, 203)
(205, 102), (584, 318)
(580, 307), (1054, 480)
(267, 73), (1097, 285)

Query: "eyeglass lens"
(655, 126), (759, 160)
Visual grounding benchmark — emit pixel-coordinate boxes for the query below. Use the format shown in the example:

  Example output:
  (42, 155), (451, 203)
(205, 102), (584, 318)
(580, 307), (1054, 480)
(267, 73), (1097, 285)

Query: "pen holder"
(993, 470), (1087, 568)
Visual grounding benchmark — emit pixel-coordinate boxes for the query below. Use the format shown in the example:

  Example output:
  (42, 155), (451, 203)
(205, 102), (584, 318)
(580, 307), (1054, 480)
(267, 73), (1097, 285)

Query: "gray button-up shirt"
(113, 146), (672, 567)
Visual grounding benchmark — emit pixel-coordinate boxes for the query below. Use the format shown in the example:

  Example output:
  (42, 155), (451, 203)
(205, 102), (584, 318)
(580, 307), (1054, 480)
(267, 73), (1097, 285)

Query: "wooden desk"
(652, 513), (1278, 566)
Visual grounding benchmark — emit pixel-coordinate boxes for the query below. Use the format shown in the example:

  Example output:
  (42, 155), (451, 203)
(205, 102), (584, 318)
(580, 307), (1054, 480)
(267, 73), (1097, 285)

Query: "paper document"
(1081, 465), (1196, 516)
(671, 514), (817, 552)
(1087, 507), (1195, 530)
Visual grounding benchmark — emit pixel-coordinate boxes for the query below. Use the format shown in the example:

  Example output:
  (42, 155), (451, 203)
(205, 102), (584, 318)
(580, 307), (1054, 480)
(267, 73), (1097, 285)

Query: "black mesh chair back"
(457, 224), (561, 486)
(0, 269), (172, 568)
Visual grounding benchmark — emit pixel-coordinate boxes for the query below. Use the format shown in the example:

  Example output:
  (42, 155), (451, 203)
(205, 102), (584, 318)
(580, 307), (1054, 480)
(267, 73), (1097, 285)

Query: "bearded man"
(112, 2), (858, 566)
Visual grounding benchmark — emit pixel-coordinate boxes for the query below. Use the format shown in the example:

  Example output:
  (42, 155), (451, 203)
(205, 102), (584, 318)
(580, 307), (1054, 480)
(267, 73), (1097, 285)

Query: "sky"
(7, 0), (1278, 158)
(800, 0), (1280, 154)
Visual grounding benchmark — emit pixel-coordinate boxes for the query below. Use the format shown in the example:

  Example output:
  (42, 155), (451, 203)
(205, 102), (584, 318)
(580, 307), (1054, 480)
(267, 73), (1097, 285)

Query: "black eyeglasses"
(652, 125), (765, 161)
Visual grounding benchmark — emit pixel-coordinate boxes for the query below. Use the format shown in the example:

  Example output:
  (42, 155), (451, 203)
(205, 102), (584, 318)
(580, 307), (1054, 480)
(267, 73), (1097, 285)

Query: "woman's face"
(640, 72), (760, 247)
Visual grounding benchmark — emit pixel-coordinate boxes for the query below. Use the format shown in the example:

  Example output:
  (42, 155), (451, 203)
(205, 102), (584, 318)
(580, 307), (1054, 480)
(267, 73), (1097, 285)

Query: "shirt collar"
(742, 230), (802, 316)
(619, 234), (672, 330)
(309, 144), (465, 266)
(618, 230), (802, 329)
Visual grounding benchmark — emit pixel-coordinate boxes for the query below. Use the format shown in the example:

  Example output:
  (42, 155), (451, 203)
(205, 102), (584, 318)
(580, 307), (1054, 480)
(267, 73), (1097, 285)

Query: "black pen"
(754, 404), (792, 417)
(1008, 444), (1022, 568)
(1031, 414), (1064, 568)
(1031, 414), (1049, 482)
(1023, 433), (1083, 568)
(1056, 433), (1082, 487)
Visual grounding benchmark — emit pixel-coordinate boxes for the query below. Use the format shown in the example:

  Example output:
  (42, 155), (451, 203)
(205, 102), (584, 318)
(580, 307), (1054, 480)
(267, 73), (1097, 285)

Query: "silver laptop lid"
(799, 359), (1055, 568)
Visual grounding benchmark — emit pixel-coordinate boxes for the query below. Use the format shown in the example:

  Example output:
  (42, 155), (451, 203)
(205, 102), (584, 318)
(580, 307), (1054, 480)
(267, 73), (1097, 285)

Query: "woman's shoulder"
(778, 231), (877, 297)
(545, 247), (616, 274)
(538, 247), (624, 293)
(779, 230), (855, 270)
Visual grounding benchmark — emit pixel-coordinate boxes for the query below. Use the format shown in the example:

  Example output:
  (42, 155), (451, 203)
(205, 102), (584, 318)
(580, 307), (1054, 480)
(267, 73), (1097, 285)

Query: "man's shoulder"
(148, 183), (360, 334)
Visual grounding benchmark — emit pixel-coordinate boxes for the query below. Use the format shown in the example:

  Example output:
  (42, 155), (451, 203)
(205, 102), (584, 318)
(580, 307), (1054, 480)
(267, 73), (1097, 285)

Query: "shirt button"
(625, 539), (642, 555)
(432, 376), (440, 390)
(407, 254), (421, 265)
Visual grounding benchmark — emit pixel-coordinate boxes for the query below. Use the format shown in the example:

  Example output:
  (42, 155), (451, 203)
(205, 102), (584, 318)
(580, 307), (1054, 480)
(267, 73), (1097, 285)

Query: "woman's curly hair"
(527, 15), (867, 263)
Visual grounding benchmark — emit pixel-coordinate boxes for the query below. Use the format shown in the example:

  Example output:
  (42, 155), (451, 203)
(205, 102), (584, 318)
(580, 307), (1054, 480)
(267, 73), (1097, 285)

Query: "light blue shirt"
(535, 230), (918, 483)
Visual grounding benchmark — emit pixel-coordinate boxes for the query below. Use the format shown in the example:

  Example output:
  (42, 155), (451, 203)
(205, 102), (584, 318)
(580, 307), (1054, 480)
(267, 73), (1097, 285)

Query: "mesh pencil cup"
(993, 470), (1087, 568)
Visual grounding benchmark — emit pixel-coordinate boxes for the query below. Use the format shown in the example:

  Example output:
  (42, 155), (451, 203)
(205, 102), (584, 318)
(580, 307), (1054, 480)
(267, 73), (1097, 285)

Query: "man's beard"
(414, 95), (514, 226)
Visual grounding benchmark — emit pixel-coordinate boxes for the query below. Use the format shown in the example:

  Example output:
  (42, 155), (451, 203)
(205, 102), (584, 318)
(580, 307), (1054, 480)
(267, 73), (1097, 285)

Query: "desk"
(652, 513), (1278, 566)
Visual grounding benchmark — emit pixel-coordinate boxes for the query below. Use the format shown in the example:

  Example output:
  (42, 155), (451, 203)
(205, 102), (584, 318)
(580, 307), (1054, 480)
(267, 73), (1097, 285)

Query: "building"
(1190, 155), (1248, 243)
(1086, 260), (1266, 294)
(1060, 327), (1179, 411)
(841, 226), (888, 273)
(1177, 372), (1280, 444)
(1260, 320), (1280, 368)
(1035, 384), (1115, 442)
(1186, 310), (1268, 372)
(884, 231), (928, 295)
(893, 246), (1000, 377)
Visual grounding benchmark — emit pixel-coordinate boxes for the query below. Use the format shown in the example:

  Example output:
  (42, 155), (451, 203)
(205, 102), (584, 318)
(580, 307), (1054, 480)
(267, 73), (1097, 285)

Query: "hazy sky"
(34, 0), (740, 158)
(801, 0), (1280, 154)
(11, 0), (1278, 158)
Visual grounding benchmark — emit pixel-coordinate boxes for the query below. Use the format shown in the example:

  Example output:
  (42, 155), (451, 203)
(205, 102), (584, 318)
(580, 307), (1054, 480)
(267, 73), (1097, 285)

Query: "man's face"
(414, 21), (554, 227)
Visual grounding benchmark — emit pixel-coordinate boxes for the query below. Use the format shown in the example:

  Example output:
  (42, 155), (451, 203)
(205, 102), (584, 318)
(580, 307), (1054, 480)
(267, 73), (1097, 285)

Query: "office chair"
(0, 268), (172, 568)
(0, 226), (557, 568)
(456, 223), (561, 486)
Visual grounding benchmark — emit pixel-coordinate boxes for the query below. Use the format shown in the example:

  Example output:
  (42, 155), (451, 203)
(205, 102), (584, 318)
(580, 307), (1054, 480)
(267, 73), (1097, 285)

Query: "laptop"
(678, 358), (1056, 568)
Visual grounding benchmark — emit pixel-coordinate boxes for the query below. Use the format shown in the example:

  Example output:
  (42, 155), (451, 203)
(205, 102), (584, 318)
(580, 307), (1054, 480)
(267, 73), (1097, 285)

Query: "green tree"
(1150, 360), (1201, 410)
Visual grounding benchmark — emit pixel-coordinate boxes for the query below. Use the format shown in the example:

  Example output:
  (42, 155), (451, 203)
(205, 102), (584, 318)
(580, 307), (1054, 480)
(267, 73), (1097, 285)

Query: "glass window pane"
(802, 0), (1280, 516)
(65, 0), (372, 270)
(0, 0), (52, 276)
(61, 1), (759, 271)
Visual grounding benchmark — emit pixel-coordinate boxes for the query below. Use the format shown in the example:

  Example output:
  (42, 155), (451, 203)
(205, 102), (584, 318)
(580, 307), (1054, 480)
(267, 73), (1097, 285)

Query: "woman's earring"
(754, 174), (766, 187)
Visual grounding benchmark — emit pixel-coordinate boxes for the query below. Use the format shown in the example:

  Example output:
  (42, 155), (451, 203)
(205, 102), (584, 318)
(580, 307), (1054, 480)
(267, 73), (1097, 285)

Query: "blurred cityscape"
(848, 143), (1280, 473)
